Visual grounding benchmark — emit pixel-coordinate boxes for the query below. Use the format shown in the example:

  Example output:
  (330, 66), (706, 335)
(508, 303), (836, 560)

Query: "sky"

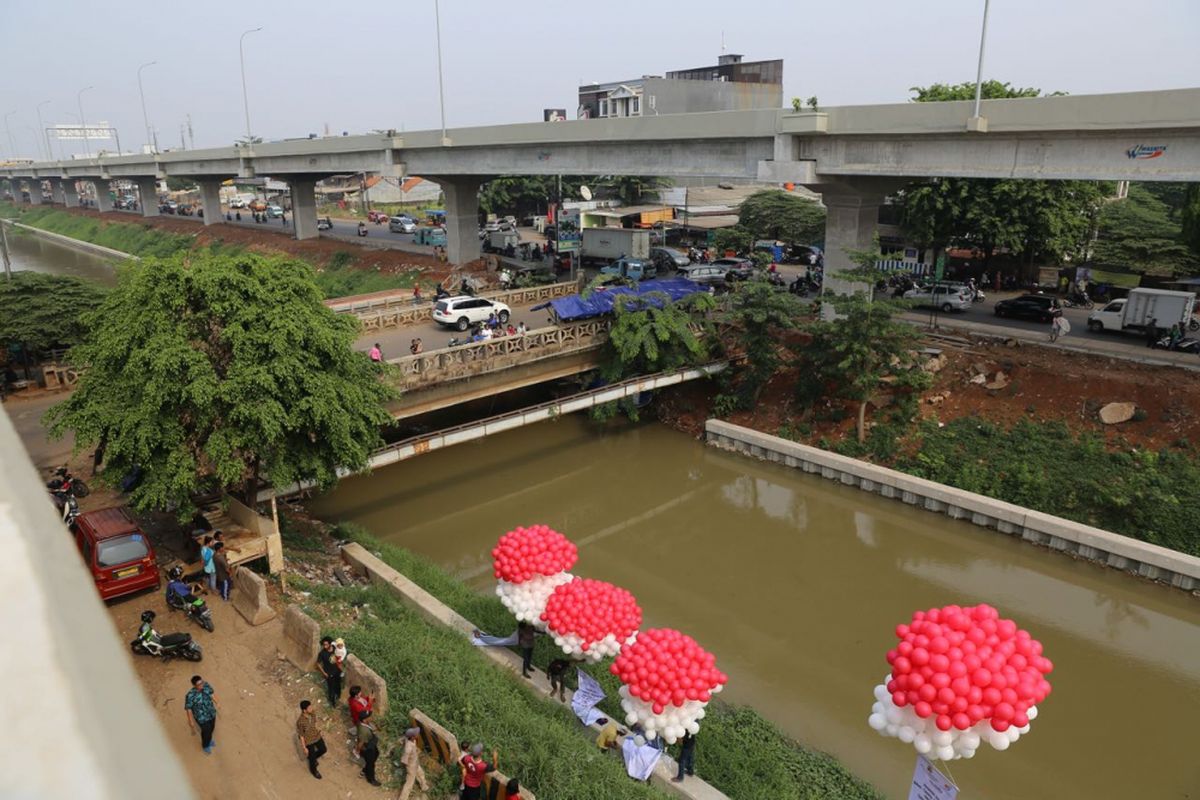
(2, 0), (1198, 159)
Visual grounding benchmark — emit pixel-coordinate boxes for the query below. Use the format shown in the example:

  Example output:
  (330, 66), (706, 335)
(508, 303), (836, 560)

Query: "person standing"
(212, 542), (232, 601)
(672, 731), (697, 782)
(354, 710), (382, 786)
(296, 700), (327, 779)
(369, 343), (383, 363)
(317, 637), (343, 707)
(517, 621), (536, 679)
(459, 744), (497, 800)
(547, 658), (568, 702)
(398, 727), (429, 800)
(413, 284), (423, 306)
(184, 675), (218, 754)
(348, 685), (373, 726)
(1145, 317), (1160, 348)
(200, 536), (216, 593)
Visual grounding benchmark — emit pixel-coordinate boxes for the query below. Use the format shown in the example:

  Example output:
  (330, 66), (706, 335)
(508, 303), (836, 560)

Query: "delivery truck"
(580, 228), (651, 266)
(1087, 288), (1197, 334)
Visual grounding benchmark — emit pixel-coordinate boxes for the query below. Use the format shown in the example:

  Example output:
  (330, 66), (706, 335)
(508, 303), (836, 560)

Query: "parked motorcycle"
(166, 568), (215, 632)
(1153, 335), (1200, 354)
(49, 488), (79, 528)
(46, 465), (89, 498)
(131, 611), (203, 662)
(1062, 292), (1094, 309)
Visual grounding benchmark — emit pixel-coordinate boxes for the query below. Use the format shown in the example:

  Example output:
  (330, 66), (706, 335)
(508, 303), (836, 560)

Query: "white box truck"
(581, 228), (650, 265)
(1087, 288), (1196, 334)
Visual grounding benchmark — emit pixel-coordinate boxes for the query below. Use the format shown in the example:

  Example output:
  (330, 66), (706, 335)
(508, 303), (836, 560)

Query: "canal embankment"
(1, 217), (137, 262)
(706, 419), (1200, 591)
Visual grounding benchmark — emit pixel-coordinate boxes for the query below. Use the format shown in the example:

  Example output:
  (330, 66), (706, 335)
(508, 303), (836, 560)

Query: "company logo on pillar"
(1126, 144), (1167, 160)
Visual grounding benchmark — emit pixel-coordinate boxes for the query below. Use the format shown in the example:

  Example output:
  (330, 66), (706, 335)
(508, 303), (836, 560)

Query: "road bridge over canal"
(5, 88), (1199, 271)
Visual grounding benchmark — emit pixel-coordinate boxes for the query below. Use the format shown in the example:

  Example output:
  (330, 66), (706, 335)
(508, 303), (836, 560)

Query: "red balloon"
(914, 701), (932, 718)
(935, 714), (952, 731)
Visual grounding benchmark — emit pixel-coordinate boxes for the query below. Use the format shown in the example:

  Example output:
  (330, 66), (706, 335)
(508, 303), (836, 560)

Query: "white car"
(432, 296), (512, 331)
(903, 284), (972, 312)
(228, 198), (246, 209)
(388, 216), (417, 234)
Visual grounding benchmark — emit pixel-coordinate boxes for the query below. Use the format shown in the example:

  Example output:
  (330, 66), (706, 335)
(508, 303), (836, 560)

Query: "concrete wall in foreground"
(705, 420), (1200, 592)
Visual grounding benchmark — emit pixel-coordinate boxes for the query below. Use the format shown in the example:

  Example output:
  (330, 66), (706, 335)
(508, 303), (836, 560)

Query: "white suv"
(433, 296), (512, 331)
(903, 283), (972, 312)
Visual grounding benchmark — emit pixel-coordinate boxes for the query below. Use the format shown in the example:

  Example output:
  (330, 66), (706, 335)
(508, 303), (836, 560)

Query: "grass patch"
(898, 417), (1200, 555)
(312, 255), (424, 298)
(7, 204), (199, 257)
(333, 523), (882, 800)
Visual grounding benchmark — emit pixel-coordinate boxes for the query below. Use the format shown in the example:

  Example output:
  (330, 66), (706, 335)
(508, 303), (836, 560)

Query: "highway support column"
(809, 179), (906, 301)
(135, 176), (159, 216)
(437, 176), (482, 265)
(197, 179), (224, 226)
(288, 177), (319, 240)
(91, 179), (113, 212)
(61, 179), (79, 207)
(27, 179), (44, 205)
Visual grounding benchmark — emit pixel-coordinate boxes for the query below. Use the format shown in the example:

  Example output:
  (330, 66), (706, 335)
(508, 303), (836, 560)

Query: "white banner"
(908, 756), (958, 800)
(571, 668), (606, 725)
(470, 629), (518, 647)
(621, 736), (662, 781)
(51, 125), (114, 141)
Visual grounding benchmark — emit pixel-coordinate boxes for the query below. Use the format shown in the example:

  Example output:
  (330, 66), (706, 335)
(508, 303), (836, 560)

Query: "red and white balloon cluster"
(610, 628), (728, 744)
(492, 525), (578, 625)
(867, 604), (1053, 760)
(541, 578), (642, 662)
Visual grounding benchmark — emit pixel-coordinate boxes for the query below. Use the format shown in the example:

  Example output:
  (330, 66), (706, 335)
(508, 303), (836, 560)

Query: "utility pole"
(1, 217), (12, 281)
(36, 101), (51, 160)
(972, 0), (992, 120)
(186, 114), (194, 149)
(434, 0), (447, 144)
(77, 86), (94, 158)
(180, 124), (186, 150)
(239, 27), (264, 144)
(137, 61), (157, 153)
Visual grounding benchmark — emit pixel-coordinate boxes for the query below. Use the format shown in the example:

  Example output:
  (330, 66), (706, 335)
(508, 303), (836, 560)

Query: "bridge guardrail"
(339, 280), (579, 331)
(384, 320), (609, 392)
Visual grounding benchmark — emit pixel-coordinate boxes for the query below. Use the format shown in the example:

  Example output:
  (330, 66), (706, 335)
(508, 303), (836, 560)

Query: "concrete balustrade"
(705, 420), (1200, 592)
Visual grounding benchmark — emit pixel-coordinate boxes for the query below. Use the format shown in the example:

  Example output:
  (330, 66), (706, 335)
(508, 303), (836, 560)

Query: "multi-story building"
(576, 54), (783, 120)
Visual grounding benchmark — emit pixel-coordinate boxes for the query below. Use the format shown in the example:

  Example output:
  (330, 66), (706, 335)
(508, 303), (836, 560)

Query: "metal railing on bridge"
(334, 280), (580, 332)
(384, 320), (610, 392)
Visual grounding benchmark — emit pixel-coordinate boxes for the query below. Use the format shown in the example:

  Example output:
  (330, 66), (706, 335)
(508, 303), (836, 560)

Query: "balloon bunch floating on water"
(492, 525), (577, 626)
(541, 578), (642, 662)
(611, 628), (728, 744)
(867, 603), (1053, 760)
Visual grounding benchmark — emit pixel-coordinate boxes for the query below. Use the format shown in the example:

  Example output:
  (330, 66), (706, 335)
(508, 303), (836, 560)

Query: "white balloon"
(1027, 706), (1038, 721)
(898, 726), (916, 744)
(914, 734), (932, 754)
(932, 731), (952, 748)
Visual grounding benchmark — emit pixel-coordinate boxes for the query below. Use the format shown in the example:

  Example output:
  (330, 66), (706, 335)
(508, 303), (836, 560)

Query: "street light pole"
(433, 0), (447, 144)
(972, 0), (992, 120)
(3, 111), (16, 159)
(239, 27), (264, 145)
(137, 61), (157, 153)
(77, 86), (94, 159)
(36, 101), (51, 161)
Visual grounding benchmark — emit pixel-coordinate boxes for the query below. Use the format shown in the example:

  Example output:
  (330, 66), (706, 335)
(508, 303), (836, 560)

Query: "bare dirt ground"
(658, 335), (1200, 452)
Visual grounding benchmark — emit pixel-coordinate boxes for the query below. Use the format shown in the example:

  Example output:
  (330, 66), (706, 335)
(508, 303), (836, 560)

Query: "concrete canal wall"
(705, 419), (1200, 593)
(1, 218), (138, 262)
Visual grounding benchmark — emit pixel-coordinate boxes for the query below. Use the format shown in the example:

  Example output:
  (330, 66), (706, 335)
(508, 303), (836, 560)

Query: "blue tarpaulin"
(532, 278), (706, 322)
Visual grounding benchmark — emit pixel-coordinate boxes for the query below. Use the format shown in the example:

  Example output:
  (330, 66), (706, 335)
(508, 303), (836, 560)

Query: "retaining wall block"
(1169, 573), (1195, 591)
(839, 472), (855, 486)
(996, 521), (1017, 535)
(232, 567), (277, 625)
(344, 654), (388, 716)
(280, 604), (320, 670)
(1137, 563), (1161, 580)
(902, 491), (918, 505)
(1106, 552), (1130, 570)
(1077, 545), (1101, 560)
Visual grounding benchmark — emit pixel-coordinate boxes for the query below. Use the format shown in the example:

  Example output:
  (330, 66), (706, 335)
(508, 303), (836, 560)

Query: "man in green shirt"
(184, 675), (218, 754)
(354, 710), (382, 787)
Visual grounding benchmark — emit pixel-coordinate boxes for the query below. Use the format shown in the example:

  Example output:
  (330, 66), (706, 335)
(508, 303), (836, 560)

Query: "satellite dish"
(580, 185), (593, 201)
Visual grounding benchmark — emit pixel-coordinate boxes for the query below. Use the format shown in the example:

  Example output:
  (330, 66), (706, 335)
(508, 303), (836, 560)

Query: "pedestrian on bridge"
(369, 343), (383, 363)
(413, 284), (423, 305)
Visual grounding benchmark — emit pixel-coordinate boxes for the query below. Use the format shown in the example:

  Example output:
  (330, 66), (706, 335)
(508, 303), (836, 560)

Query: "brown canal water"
(3, 228), (120, 285)
(311, 416), (1200, 800)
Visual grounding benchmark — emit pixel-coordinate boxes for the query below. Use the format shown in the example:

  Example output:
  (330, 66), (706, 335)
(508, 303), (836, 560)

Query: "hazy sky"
(2, 0), (1197, 158)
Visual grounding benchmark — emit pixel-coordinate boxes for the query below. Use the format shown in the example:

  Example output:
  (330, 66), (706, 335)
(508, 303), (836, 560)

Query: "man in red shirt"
(348, 686), (373, 726)
(459, 743), (497, 800)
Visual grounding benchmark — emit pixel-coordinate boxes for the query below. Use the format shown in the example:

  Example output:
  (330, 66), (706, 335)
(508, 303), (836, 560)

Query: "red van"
(74, 507), (161, 601)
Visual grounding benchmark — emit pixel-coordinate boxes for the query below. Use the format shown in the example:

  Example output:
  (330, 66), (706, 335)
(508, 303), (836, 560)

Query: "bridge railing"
(384, 320), (609, 392)
(337, 280), (579, 331)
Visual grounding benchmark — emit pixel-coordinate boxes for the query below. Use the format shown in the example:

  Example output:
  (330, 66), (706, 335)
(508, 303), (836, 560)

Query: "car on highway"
(316, 217), (333, 231)
(484, 219), (514, 234)
(228, 197), (246, 209)
(651, 247), (691, 271)
(711, 257), (756, 281)
(73, 507), (161, 601)
(268, 205), (284, 218)
(433, 296), (512, 331)
(248, 199), (268, 212)
(389, 215), (417, 234)
(994, 293), (1062, 322)
(683, 265), (728, 290)
(903, 283), (972, 312)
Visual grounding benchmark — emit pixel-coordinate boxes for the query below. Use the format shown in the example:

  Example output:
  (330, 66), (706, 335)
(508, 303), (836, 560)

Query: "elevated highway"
(5, 88), (1199, 270)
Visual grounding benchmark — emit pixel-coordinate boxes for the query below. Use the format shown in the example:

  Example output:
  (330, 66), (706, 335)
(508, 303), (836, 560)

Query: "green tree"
(1179, 184), (1200, 259)
(0, 271), (106, 353)
(45, 251), (394, 514)
(1092, 184), (1198, 275)
(600, 290), (715, 380)
(722, 279), (807, 408)
(713, 226), (754, 256)
(899, 81), (1105, 274)
(165, 177), (197, 192)
(602, 175), (667, 206)
(737, 190), (825, 244)
(478, 176), (586, 219)
(799, 291), (929, 443)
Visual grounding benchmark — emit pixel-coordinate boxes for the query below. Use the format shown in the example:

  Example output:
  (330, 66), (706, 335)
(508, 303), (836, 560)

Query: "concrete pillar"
(438, 176), (482, 265)
(61, 179), (79, 207)
(27, 179), (44, 205)
(288, 177), (318, 240)
(7, 179), (24, 202)
(91, 179), (113, 212)
(197, 179), (224, 226)
(821, 192), (880, 274)
(135, 176), (159, 217)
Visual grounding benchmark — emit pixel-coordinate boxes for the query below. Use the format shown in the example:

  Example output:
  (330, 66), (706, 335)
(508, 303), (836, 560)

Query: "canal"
(3, 225), (120, 285)
(312, 416), (1200, 799)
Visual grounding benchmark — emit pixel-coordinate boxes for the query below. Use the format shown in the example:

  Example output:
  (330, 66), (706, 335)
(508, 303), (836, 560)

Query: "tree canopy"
(737, 190), (825, 244)
(721, 279), (807, 408)
(600, 290), (715, 381)
(1092, 184), (1199, 276)
(601, 175), (667, 206)
(0, 271), (107, 352)
(45, 251), (394, 514)
(899, 81), (1105, 270)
